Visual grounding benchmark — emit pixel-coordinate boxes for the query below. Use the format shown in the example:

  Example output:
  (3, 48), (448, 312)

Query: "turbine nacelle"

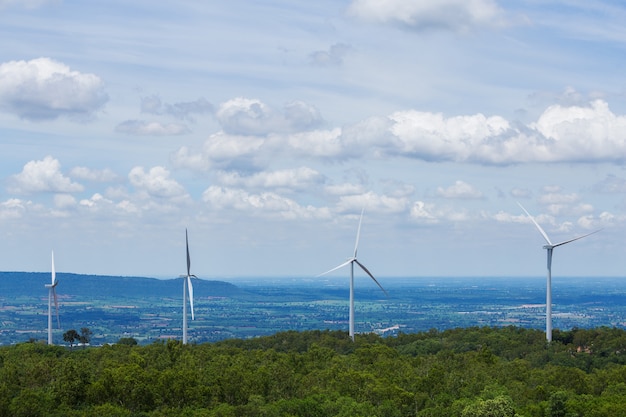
(45, 281), (59, 290)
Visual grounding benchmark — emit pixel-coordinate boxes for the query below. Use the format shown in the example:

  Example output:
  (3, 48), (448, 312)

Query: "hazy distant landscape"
(2, 272), (625, 346)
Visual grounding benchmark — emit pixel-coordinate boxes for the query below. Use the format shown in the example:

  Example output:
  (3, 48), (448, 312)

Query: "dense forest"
(2, 326), (626, 416)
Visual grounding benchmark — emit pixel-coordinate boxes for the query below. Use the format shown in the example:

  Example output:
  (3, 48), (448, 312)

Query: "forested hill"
(0, 271), (243, 298)
(2, 326), (626, 416)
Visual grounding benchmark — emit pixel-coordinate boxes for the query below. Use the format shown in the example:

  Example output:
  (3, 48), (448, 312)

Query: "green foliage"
(117, 337), (138, 346)
(0, 327), (626, 416)
(63, 329), (80, 350)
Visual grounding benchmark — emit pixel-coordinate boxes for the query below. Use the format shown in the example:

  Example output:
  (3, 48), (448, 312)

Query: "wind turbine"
(518, 202), (600, 342)
(45, 250), (60, 345)
(318, 209), (387, 341)
(180, 229), (196, 344)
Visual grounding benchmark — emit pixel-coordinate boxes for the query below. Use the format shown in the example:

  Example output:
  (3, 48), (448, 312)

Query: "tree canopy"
(1, 326), (626, 416)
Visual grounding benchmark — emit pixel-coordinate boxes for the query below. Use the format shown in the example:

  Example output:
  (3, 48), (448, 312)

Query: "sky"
(1, 0), (626, 279)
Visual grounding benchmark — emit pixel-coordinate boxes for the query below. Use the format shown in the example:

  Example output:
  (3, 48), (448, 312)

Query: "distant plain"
(1, 272), (625, 346)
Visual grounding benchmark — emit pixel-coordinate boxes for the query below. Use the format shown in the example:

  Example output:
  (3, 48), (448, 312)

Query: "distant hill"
(0, 271), (245, 299)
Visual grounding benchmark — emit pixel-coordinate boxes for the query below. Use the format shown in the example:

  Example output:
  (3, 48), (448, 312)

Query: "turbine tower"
(518, 202), (600, 342)
(45, 250), (60, 345)
(318, 209), (387, 341)
(181, 229), (196, 344)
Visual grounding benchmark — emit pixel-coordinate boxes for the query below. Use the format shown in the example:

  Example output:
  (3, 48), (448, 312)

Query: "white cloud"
(0, 198), (29, 219)
(202, 185), (330, 219)
(282, 128), (345, 159)
(9, 156), (84, 194)
(172, 131), (266, 172)
(0, 58), (107, 120)
(335, 191), (409, 214)
(409, 201), (470, 223)
(533, 100), (626, 161)
(325, 183), (366, 196)
(387, 110), (511, 162)
(410, 201), (439, 224)
(216, 98), (323, 135)
(115, 120), (190, 136)
(347, 0), (505, 33)
(217, 167), (324, 191)
(79, 193), (140, 216)
(128, 166), (187, 199)
(173, 100), (626, 177)
(70, 166), (119, 182)
(436, 180), (483, 199)
(383, 100), (626, 165)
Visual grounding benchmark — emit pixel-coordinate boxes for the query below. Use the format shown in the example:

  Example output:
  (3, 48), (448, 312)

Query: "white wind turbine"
(180, 229), (196, 344)
(518, 202), (600, 342)
(45, 250), (60, 345)
(318, 209), (387, 341)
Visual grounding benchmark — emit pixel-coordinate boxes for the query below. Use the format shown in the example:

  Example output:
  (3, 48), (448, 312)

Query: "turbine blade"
(354, 259), (388, 296)
(553, 229), (602, 248)
(517, 202), (553, 246)
(353, 208), (364, 258)
(317, 259), (353, 277)
(187, 276), (194, 321)
(186, 229), (191, 277)
(51, 250), (56, 285)
(52, 288), (60, 328)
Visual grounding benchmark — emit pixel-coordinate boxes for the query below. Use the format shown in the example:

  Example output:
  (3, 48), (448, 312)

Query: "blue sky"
(1, 0), (625, 279)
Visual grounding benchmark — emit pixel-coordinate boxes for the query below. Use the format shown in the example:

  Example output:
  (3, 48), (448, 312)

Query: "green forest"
(2, 326), (626, 417)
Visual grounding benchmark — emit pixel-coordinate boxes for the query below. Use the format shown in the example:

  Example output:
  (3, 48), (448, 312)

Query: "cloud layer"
(0, 58), (108, 120)
(173, 98), (626, 170)
(347, 0), (505, 32)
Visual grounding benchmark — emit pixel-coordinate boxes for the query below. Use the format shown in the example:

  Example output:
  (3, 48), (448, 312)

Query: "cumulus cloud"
(202, 186), (330, 219)
(128, 166), (187, 199)
(387, 110), (512, 162)
(410, 201), (469, 223)
(115, 120), (190, 136)
(9, 156), (84, 194)
(217, 167), (325, 191)
(335, 191), (409, 214)
(532, 100), (626, 160)
(347, 0), (505, 33)
(309, 43), (352, 66)
(410, 201), (439, 224)
(436, 180), (484, 199)
(172, 131), (266, 172)
(216, 98), (323, 135)
(0, 198), (30, 220)
(140, 95), (213, 120)
(384, 100), (626, 165)
(79, 193), (139, 216)
(0, 58), (107, 120)
(176, 98), (626, 173)
(282, 128), (345, 159)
